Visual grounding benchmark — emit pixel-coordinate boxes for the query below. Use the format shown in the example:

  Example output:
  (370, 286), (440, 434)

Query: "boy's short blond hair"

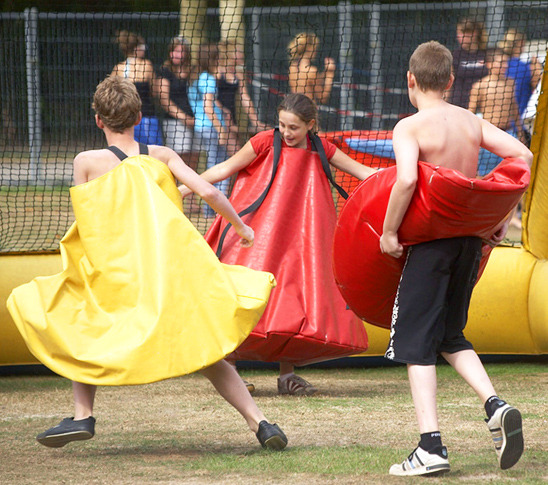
(92, 76), (141, 133)
(409, 41), (453, 92)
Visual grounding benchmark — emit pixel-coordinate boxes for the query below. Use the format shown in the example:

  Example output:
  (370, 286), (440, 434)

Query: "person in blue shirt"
(188, 43), (230, 217)
(498, 29), (543, 119)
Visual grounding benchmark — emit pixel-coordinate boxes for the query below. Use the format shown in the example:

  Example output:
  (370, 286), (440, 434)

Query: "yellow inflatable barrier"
(3, 68), (548, 366)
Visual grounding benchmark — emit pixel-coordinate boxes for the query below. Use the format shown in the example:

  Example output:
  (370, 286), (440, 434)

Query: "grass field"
(1, 363), (546, 484)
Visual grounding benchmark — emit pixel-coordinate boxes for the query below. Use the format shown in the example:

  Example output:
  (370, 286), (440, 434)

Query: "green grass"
(0, 363), (547, 484)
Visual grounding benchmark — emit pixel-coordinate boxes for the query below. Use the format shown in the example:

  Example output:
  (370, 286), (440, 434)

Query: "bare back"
(288, 61), (317, 100)
(73, 141), (158, 186)
(406, 102), (483, 178)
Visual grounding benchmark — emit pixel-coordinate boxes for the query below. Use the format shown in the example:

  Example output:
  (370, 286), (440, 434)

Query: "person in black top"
(448, 18), (488, 109)
(111, 30), (163, 145)
(216, 40), (268, 156)
(159, 36), (199, 166)
(159, 36), (202, 214)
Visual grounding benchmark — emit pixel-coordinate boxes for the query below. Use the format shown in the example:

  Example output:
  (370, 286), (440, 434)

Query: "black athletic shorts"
(385, 236), (482, 365)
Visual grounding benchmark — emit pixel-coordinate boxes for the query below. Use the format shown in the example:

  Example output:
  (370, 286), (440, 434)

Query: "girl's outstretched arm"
(328, 148), (377, 180)
(179, 141), (257, 198)
(151, 145), (255, 246)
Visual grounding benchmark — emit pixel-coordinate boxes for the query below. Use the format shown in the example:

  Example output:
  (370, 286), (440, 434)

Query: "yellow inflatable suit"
(7, 155), (276, 386)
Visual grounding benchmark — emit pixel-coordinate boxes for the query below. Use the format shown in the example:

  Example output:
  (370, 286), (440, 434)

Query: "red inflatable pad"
(333, 158), (531, 328)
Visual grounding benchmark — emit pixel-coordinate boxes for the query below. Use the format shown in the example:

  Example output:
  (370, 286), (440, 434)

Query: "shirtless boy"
(468, 47), (519, 132)
(380, 41), (532, 477)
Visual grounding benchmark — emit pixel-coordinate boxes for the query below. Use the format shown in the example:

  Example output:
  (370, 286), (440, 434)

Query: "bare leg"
(72, 381), (96, 420)
(279, 362), (294, 376)
(441, 349), (496, 403)
(408, 364), (439, 433)
(200, 360), (266, 433)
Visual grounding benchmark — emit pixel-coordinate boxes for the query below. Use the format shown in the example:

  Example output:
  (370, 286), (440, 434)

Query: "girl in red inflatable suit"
(181, 93), (376, 395)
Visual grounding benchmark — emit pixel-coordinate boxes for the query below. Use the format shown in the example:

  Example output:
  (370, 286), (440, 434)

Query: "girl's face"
(170, 44), (185, 65)
(278, 110), (315, 149)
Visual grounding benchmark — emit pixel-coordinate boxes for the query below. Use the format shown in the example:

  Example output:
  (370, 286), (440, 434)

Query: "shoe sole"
(499, 408), (524, 470)
(278, 389), (318, 396)
(390, 463), (450, 477)
(37, 430), (94, 448)
(262, 434), (288, 451)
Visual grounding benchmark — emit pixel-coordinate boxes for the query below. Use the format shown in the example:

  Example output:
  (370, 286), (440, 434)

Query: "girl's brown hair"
(277, 93), (318, 132)
(163, 35), (192, 72)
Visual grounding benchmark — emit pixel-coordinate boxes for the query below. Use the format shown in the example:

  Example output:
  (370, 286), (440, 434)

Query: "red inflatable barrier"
(333, 158), (531, 328)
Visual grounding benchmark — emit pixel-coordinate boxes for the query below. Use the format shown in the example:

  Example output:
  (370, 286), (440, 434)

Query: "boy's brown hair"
(92, 76), (141, 133)
(409, 41), (453, 92)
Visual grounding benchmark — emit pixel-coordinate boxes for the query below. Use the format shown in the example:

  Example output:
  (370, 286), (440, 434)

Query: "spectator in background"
(188, 43), (229, 217)
(216, 40), (268, 157)
(287, 32), (336, 105)
(498, 29), (543, 120)
(111, 30), (163, 145)
(468, 48), (520, 176)
(449, 18), (488, 108)
(159, 36), (201, 215)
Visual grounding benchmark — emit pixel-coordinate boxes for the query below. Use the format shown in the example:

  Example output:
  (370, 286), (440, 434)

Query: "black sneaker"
(36, 417), (96, 448)
(255, 420), (288, 450)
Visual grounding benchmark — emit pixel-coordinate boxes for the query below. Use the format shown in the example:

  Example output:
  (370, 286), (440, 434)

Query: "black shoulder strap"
(107, 146), (127, 161)
(107, 143), (148, 159)
(215, 128), (283, 258)
(309, 133), (349, 200)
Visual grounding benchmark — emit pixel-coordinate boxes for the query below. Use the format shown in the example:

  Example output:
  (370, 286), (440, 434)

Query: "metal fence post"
(338, 1), (354, 131)
(250, 8), (262, 122)
(369, 2), (383, 131)
(24, 7), (41, 184)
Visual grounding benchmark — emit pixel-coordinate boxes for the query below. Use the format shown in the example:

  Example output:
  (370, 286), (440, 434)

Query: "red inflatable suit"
(333, 158), (531, 329)
(206, 130), (368, 365)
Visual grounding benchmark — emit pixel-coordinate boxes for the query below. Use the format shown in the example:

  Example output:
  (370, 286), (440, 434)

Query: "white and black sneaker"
(486, 404), (524, 469)
(389, 445), (450, 476)
(36, 417), (95, 448)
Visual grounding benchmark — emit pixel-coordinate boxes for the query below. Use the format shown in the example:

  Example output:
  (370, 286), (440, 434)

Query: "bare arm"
(480, 118), (532, 246)
(530, 57), (543, 91)
(158, 77), (195, 128)
(379, 120), (419, 258)
(328, 148), (376, 180)
(480, 118), (533, 165)
(236, 69), (268, 131)
(73, 153), (90, 185)
(315, 58), (336, 104)
(467, 81), (481, 113)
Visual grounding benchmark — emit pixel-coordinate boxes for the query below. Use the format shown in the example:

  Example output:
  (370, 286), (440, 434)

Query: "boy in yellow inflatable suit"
(7, 76), (287, 451)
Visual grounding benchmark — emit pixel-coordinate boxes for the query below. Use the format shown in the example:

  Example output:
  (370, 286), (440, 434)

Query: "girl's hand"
(235, 224), (254, 247)
(218, 128), (230, 146)
(184, 117), (195, 129)
(179, 184), (192, 198)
